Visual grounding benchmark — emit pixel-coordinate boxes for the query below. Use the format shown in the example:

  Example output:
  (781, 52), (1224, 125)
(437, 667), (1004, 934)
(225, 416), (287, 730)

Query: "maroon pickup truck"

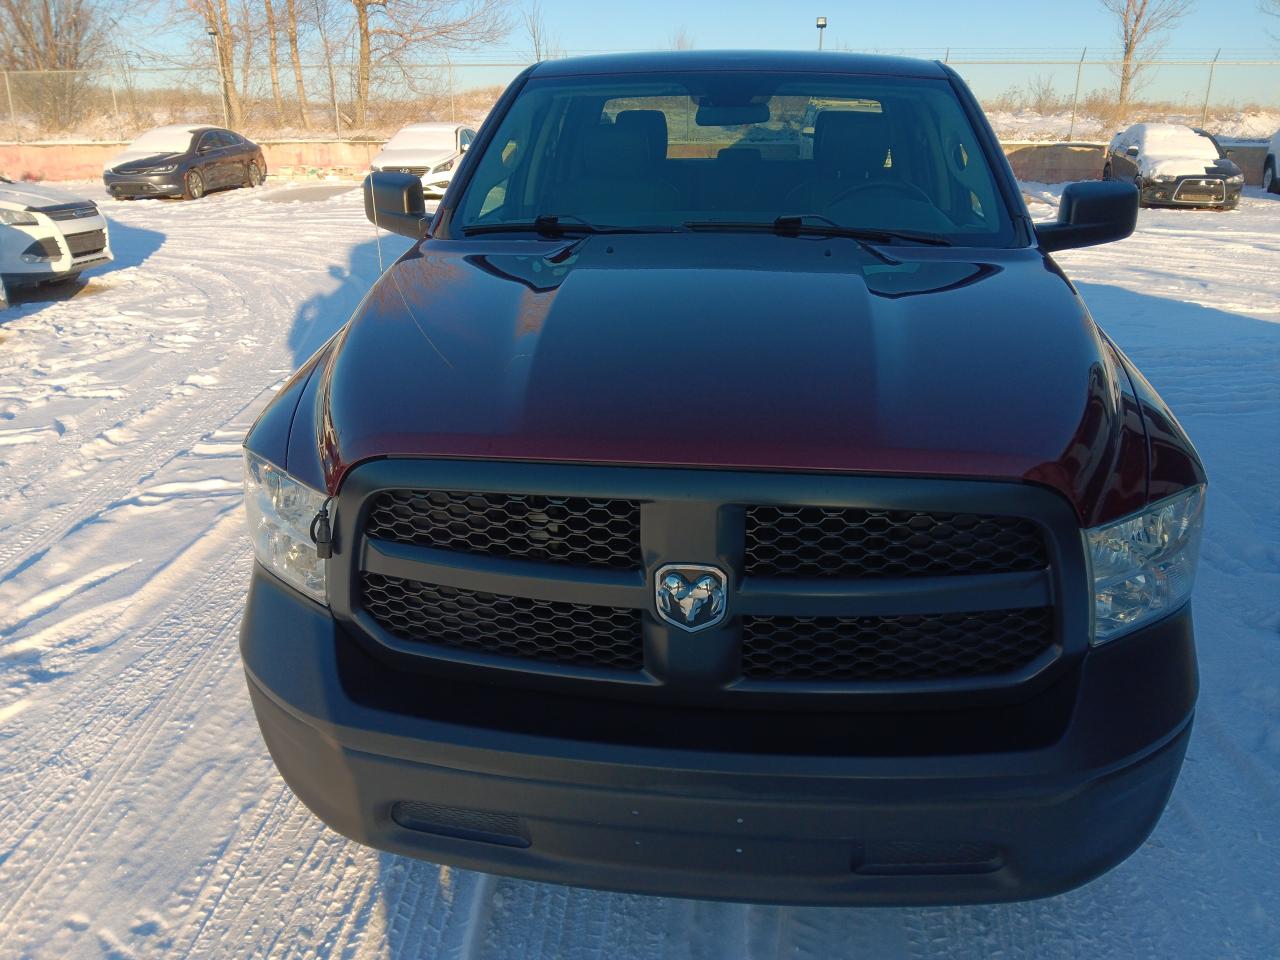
(240, 51), (1205, 906)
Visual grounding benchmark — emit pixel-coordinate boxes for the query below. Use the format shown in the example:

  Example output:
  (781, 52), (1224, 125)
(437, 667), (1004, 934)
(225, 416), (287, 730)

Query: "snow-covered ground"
(1, 182), (1278, 959)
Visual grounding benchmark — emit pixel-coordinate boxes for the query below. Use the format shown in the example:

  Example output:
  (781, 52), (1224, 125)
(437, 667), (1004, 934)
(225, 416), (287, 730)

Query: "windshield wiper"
(462, 214), (680, 237)
(683, 215), (952, 247)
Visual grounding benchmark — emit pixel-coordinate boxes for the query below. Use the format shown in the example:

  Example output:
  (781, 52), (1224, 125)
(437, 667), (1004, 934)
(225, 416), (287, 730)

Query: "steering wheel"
(826, 179), (933, 209)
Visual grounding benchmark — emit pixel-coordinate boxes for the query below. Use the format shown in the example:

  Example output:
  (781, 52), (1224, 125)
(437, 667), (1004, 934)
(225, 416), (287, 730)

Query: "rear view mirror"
(363, 171), (428, 239)
(1035, 181), (1138, 253)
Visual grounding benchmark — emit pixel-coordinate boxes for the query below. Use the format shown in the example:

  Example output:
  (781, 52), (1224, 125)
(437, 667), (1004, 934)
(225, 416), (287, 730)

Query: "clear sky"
(455, 1), (1279, 104)
(522, 0), (1275, 58)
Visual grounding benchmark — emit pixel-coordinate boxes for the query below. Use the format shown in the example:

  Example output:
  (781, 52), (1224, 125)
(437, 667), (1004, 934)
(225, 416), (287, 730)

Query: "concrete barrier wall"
(0, 139), (387, 182)
(0, 138), (1271, 186)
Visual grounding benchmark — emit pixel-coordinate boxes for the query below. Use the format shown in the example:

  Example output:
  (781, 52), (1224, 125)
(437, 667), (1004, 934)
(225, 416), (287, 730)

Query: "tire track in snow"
(0, 511), (253, 948)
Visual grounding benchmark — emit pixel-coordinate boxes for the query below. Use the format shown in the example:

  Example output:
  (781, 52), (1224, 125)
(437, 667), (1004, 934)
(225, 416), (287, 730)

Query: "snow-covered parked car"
(0, 175), (112, 293)
(1103, 123), (1243, 209)
(369, 122), (476, 198)
(1264, 129), (1280, 194)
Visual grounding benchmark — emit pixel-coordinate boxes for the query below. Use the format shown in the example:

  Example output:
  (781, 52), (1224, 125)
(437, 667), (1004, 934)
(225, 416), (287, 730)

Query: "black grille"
(745, 506), (1046, 579)
(741, 608), (1053, 681)
(361, 573), (643, 670)
(65, 230), (106, 257)
(365, 490), (642, 570)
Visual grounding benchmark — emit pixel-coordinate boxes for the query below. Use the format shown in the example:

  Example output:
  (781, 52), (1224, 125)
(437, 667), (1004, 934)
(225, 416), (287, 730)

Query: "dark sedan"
(103, 124), (267, 201)
(1103, 122), (1243, 209)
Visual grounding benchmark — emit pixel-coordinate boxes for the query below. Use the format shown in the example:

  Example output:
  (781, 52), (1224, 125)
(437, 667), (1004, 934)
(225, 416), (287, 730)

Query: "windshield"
(128, 127), (196, 154)
(454, 71), (1016, 246)
(385, 126), (456, 151)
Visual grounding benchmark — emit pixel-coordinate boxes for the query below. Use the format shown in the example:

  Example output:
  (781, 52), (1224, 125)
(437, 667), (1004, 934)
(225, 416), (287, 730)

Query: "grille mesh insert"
(361, 573), (643, 670)
(742, 608), (1053, 681)
(745, 506), (1046, 579)
(365, 490), (642, 570)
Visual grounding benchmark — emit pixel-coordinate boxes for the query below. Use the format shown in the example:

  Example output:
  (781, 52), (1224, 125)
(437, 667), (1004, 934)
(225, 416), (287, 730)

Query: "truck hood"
(305, 233), (1146, 524)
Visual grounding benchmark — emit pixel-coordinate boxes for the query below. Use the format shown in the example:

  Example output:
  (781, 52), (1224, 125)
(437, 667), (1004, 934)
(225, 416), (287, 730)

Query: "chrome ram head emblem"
(655, 564), (728, 633)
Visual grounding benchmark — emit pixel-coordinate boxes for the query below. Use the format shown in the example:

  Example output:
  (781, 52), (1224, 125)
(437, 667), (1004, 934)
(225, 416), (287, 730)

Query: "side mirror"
(1035, 180), (1138, 253)
(1125, 145), (1139, 157)
(363, 171), (428, 239)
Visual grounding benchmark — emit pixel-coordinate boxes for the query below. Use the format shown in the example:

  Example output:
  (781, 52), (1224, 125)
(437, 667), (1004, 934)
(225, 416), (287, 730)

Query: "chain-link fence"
(3, 53), (1278, 144)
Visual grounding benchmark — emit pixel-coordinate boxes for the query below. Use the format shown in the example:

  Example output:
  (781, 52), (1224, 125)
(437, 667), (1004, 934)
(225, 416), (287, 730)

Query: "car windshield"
(128, 128), (197, 154)
(454, 71), (1016, 246)
(385, 126), (456, 151)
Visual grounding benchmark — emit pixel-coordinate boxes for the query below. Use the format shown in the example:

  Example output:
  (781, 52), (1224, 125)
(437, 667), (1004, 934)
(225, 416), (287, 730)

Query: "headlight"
(243, 451), (329, 603)
(1226, 174), (1244, 184)
(430, 158), (456, 174)
(144, 164), (178, 174)
(1085, 485), (1205, 644)
(0, 208), (38, 226)
(1149, 174), (1177, 183)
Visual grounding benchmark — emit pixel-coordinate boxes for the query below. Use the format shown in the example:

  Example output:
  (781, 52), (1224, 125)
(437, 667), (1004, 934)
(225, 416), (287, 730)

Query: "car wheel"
(244, 161), (264, 188)
(1102, 163), (1112, 180)
(182, 169), (206, 201)
(1264, 159), (1278, 195)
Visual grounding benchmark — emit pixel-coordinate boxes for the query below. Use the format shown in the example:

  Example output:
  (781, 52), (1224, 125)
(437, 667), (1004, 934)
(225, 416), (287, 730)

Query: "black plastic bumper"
(103, 171), (185, 197)
(1139, 177), (1242, 208)
(240, 565), (1196, 906)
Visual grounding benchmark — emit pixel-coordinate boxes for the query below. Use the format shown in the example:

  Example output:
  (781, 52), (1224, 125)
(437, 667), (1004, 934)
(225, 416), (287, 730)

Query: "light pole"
(208, 28), (230, 128)
(816, 16), (827, 51)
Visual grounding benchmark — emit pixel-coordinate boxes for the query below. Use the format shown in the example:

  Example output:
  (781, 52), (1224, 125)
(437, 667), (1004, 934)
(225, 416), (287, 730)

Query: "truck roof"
(529, 50), (949, 80)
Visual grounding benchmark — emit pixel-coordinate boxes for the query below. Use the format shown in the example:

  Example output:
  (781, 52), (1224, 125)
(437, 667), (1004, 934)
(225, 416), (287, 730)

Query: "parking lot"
(0, 181), (1278, 958)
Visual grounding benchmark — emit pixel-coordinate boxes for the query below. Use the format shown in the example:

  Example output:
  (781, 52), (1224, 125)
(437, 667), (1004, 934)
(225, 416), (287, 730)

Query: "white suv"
(1, 177), (113, 299)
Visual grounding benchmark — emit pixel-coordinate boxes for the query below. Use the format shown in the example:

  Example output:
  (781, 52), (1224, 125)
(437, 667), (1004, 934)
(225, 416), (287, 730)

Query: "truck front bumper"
(241, 565), (1196, 906)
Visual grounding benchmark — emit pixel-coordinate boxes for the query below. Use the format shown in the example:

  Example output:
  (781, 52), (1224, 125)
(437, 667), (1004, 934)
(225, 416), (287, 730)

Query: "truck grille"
(340, 465), (1080, 705)
(365, 490), (642, 570)
(362, 573), (643, 670)
(741, 608), (1052, 681)
(744, 506), (1046, 579)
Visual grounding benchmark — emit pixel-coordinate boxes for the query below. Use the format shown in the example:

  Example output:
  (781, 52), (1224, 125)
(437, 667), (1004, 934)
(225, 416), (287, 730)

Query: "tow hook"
(310, 497), (335, 559)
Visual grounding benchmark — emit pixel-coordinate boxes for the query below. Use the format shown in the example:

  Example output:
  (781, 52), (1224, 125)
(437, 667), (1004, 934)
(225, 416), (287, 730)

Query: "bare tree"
(283, 0), (311, 127)
(237, 0), (256, 106)
(348, 0), (513, 128)
(522, 1), (560, 61)
(0, 0), (116, 129)
(179, 0), (244, 126)
(1099, 0), (1194, 112)
(668, 25), (694, 50)
(263, 0), (285, 121)
(1263, 0), (1280, 37)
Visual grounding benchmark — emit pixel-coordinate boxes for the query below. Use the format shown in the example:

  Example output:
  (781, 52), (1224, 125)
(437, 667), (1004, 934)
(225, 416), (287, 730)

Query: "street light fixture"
(816, 16), (827, 51)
